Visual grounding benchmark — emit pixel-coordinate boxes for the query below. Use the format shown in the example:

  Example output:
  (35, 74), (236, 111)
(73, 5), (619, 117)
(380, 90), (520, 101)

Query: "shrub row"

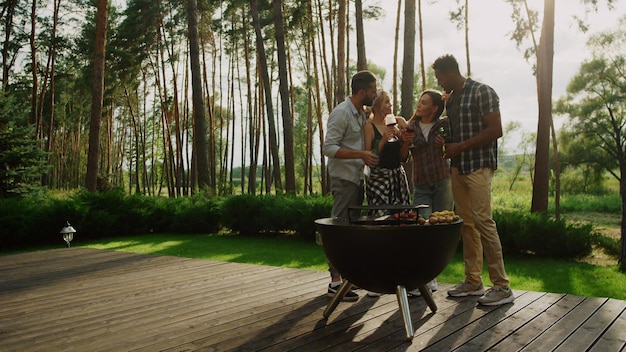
(219, 194), (332, 239)
(0, 189), (221, 249)
(495, 209), (595, 259)
(0, 190), (596, 259)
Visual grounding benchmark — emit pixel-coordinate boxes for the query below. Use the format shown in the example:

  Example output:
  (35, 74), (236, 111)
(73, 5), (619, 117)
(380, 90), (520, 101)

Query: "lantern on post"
(60, 221), (76, 248)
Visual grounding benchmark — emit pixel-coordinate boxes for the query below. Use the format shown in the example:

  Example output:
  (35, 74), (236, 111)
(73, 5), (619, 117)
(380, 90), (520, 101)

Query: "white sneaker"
(367, 291), (382, 297)
(408, 288), (422, 297)
(477, 287), (515, 306)
(409, 279), (437, 297)
(427, 279), (438, 292)
(447, 280), (485, 297)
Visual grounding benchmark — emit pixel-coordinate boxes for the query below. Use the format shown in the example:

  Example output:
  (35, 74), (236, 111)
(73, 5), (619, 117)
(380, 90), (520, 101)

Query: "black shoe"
(327, 284), (359, 302)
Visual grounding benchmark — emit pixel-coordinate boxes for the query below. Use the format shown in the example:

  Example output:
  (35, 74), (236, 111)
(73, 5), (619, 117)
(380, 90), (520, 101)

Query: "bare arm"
(397, 117), (412, 161)
(364, 121), (375, 152)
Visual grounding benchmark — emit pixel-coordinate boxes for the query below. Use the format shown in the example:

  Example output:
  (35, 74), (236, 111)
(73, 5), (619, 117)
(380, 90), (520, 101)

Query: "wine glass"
(384, 114), (398, 142)
(405, 123), (416, 148)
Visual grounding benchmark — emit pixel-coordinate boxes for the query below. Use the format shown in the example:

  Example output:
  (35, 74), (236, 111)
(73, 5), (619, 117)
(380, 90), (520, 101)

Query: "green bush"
(0, 192), (603, 260)
(0, 195), (85, 248)
(220, 194), (332, 240)
(28, 196), (85, 244)
(71, 190), (222, 239)
(160, 195), (221, 234)
(495, 209), (594, 259)
(220, 194), (265, 235)
(72, 188), (153, 239)
(0, 197), (41, 248)
(0, 190), (222, 250)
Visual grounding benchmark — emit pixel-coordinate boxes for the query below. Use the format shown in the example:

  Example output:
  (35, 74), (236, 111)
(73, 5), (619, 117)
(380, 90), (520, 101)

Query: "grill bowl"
(315, 217), (461, 294)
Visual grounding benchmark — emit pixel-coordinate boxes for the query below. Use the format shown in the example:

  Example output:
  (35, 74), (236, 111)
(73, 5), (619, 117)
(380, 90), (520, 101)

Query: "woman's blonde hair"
(370, 89), (388, 116)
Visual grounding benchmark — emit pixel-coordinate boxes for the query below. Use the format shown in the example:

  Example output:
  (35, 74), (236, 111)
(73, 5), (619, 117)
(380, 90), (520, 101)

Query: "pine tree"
(0, 94), (48, 198)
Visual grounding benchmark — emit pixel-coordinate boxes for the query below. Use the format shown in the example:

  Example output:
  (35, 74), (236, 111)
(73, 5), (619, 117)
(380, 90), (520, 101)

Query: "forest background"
(1, 1), (625, 268)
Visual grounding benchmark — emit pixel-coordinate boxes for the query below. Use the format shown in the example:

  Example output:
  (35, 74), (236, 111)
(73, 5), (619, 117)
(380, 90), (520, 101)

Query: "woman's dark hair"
(421, 90), (445, 118)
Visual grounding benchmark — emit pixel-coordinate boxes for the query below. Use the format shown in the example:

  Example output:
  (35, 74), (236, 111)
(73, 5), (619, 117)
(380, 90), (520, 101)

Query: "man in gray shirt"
(322, 70), (379, 301)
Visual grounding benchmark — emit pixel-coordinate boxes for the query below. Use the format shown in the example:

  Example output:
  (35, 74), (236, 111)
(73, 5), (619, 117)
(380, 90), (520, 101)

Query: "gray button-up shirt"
(323, 97), (367, 185)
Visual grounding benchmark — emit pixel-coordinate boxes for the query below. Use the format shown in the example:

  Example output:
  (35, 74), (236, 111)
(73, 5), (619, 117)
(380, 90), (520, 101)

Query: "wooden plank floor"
(1, 248), (624, 352)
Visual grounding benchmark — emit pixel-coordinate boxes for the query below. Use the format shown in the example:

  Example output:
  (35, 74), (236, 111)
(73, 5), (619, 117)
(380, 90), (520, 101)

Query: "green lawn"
(77, 232), (626, 301)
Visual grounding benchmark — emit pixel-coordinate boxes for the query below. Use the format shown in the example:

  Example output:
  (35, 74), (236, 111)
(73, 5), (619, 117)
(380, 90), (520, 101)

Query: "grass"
(74, 232), (626, 301)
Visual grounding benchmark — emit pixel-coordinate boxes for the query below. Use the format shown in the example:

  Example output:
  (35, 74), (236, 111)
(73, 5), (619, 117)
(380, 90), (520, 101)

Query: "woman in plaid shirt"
(408, 90), (453, 218)
(405, 89), (453, 297)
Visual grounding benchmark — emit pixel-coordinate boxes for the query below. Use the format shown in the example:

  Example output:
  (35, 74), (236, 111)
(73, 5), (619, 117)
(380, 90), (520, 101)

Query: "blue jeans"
(412, 178), (453, 217)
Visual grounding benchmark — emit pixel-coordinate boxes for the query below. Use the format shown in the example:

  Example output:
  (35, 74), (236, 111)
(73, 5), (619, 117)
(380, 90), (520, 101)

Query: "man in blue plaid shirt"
(433, 54), (515, 306)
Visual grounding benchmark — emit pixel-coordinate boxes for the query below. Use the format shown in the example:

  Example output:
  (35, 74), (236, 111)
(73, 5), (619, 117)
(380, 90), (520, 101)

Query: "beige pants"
(451, 167), (510, 288)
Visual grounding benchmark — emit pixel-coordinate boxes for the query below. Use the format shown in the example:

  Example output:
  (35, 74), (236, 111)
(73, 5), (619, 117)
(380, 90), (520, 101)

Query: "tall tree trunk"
(29, 0), (38, 129)
(104, 98), (112, 182)
(287, 43), (298, 191)
(201, 37), (216, 191)
(400, 0), (416, 119)
(242, 9), (258, 195)
(464, 0), (471, 76)
(393, 0), (402, 113)
(231, 21), (245, 194)
(154, 46), (175, 197)
(273, 0), (296, 193)
(86, 0), (108, 192)
(531, 0), (555, 213)
(165, 30), (184, 197)
(551, 121), (561, 219)
(43, 0), (61, 187)
(234, 13), (247, 194)
(249, 79), (261, 195)
(124, 87), (141, 194)
(619, 148), (626, 272)
(186, 0), (210, 190)
(355, 0), (367, 70)
(1, 0), (18, 93)
(229, 59), (236, 194)
(250, 0), (283, 192)
(450, 0), (471, 76)
(335, 0), (347, 105)
(317, 0), (333, 113)
(155, 21), (176, 197)
(417, 0), (425, 90)
(310, 0), (327, 194)
(139, 80), (148, 195)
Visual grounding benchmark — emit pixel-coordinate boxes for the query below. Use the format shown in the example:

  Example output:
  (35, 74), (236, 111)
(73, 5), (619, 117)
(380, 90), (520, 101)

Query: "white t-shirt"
(419, 121), (435, 139)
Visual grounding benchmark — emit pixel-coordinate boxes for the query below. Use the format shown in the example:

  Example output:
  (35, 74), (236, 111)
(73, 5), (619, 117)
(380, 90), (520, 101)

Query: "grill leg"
(323, 280), (353, 319)
(396, 285), (414, 340)
(419, 285), (438, 312)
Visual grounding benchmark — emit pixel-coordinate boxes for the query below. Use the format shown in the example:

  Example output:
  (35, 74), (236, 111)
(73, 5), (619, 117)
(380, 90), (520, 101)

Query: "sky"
(360, 0), (626, 154)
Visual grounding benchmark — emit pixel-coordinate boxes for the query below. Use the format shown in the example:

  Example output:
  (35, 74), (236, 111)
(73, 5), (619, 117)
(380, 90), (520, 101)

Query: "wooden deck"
(1, 248), (624, 352)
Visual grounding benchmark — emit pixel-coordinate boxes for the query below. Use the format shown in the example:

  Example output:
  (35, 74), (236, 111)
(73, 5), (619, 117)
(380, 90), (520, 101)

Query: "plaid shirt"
(409, 118), (451, 185)
(446, 78), (499, 175)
